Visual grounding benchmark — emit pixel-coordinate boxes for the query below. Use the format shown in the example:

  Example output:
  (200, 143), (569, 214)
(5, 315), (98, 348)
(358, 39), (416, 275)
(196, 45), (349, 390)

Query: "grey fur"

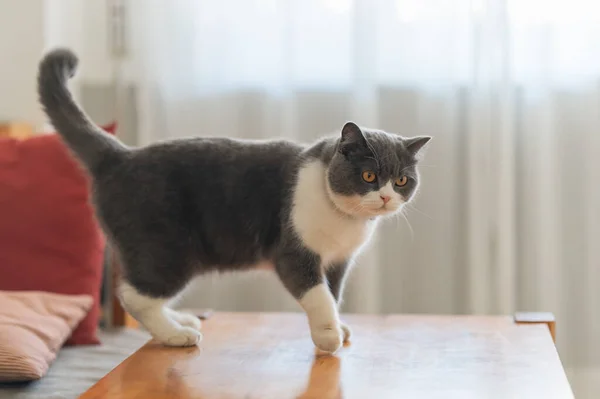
(38, 49), (127, 173)
(38, 48), (430, 315)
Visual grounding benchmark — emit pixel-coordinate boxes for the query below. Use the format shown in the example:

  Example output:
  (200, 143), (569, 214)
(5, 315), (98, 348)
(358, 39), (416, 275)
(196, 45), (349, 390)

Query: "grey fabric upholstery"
(0, 328), (149, 399)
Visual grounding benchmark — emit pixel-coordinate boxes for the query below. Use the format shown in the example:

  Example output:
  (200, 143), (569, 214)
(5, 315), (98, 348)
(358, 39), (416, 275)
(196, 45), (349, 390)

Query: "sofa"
(0, 124), (149, 398)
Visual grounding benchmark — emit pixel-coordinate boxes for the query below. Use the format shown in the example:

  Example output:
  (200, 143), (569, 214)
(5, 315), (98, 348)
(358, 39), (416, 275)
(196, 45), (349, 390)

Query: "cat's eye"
(395, 176), (408, 187)
(362, 171), (377, 183)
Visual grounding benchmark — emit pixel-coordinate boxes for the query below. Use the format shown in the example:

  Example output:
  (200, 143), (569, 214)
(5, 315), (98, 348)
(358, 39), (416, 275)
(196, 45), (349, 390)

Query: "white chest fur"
(291, 161), (377, 267)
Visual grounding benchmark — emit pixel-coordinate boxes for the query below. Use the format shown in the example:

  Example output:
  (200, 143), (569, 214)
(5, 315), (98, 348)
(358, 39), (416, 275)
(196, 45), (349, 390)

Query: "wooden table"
(80, 312), (573, 399)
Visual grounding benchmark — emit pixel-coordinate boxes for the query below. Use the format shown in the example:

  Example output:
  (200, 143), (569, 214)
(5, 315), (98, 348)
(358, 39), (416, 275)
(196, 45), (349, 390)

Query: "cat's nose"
(380, 195), (391, 204)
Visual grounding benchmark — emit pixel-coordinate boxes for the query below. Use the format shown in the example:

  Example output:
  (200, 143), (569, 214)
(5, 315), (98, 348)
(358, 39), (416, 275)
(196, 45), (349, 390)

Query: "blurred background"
(1, 0), (599, 396)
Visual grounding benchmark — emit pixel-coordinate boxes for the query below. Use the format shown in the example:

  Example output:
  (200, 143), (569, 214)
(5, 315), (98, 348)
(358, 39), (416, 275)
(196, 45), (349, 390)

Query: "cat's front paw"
(156, 327), (202, 347)
(311, 325), (343, 353)
(340, 322), (352, 342)
(166, 308), (202, 330)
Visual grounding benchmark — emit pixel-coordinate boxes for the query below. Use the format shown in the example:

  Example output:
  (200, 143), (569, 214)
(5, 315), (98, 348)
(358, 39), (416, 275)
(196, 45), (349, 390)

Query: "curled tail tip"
(38, 48), (79, 91)
(40, 48), (79, 75)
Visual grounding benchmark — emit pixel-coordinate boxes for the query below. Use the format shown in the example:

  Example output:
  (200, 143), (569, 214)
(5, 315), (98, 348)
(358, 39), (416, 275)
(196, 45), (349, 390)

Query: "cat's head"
(326, 122), (430, 218)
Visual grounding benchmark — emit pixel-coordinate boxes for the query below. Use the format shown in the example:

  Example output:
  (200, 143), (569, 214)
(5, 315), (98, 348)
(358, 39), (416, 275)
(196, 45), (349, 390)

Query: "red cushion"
(0, 123), (116, 345)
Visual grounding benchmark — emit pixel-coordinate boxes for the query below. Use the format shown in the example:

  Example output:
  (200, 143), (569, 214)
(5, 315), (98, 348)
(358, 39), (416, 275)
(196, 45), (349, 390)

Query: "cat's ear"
(405, 136), (432, 156)
(339, 122), (367, 154)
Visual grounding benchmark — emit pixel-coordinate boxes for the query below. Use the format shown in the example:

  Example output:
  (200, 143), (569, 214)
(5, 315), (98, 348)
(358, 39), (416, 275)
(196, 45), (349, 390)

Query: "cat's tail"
(38, 48), (128, 173)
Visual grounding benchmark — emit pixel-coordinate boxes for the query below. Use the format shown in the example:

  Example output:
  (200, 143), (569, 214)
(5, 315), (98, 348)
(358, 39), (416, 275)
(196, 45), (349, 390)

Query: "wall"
(0, 0), (45, 128)
(0, 0), (137, 143)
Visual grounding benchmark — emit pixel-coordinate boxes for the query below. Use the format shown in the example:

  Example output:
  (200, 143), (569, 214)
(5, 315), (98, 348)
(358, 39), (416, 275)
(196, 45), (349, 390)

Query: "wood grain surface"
(80, 312), (573, 399)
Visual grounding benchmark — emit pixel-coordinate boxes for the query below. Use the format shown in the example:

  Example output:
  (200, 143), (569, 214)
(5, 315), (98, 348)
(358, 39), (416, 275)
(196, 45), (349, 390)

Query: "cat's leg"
(276, 249), (343, 353)
(326, 262), (352, 342)
(118, 282), (201, 346)
(116, 245), (201, 347)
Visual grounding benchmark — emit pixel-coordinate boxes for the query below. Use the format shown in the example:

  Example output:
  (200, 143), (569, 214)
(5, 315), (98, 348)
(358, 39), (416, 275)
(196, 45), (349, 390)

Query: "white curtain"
(124, 0), (600, 396)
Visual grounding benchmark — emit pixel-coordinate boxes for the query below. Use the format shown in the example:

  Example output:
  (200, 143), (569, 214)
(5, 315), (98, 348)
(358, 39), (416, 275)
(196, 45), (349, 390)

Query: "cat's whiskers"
(376, 152), (397, 163)
(398, 209), (415, 241)
(413, 163), (436, 168)
(345, 201), (368, 216)
(364, 140), (381, 170)
(364, 155), (379, 164)
(399, 163), (418, 174)
(405, 203), (433, 220)
(393, 210), (402, 232)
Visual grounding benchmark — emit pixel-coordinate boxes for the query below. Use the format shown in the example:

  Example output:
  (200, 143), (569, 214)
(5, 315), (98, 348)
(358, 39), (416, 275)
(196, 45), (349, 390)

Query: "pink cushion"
(0, 291), (92, 381)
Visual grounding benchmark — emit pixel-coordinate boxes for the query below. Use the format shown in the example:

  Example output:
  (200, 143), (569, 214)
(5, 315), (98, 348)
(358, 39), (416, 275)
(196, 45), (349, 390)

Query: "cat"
(37, 48), (431, 353)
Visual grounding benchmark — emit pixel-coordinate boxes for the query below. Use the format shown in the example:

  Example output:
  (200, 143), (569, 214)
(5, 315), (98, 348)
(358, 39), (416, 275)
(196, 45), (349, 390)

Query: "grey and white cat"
(38, 49), (431, 353)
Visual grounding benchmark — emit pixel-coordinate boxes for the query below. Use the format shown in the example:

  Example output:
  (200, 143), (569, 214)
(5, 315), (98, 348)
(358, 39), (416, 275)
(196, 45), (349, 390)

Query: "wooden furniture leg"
(514, 312), (556, 342)
(109, 247), (139, 328)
